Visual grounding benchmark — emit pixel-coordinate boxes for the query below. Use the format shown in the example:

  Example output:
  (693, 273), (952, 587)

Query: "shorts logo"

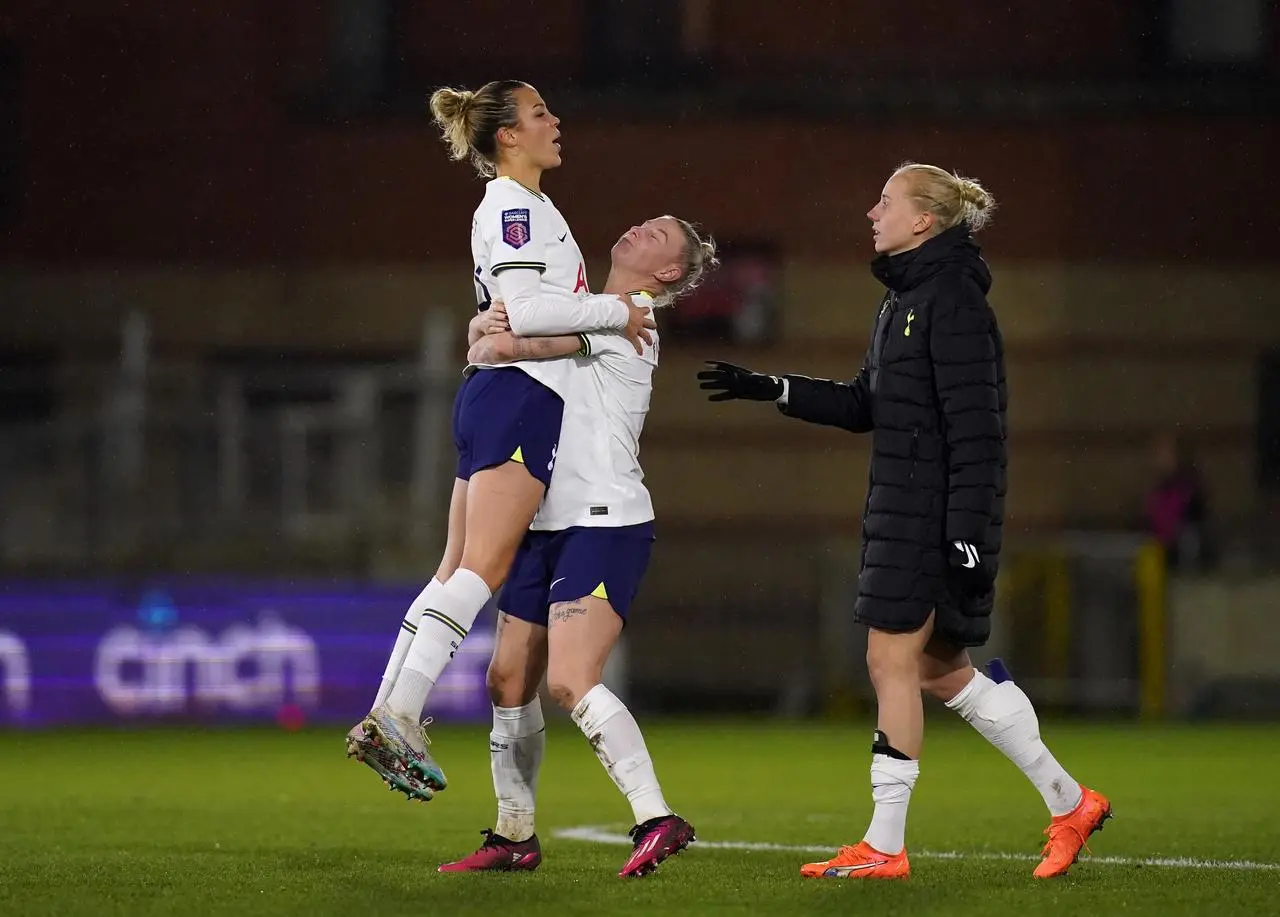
(502, 209), (531, 249)
(548, 443), (558, 472)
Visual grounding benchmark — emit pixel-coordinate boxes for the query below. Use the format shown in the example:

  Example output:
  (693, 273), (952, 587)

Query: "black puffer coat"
(781, 225), (1007, 645)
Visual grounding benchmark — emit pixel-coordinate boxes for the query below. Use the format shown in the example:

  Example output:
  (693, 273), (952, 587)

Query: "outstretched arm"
(778, 360), (873, 433)
(698, 351), (874, 434)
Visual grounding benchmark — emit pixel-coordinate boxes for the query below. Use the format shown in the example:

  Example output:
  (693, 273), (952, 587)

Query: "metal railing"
(0, 312), (460, 570)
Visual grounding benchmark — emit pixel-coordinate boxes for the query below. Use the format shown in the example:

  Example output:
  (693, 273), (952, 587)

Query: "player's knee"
(486, 661), (530, 708)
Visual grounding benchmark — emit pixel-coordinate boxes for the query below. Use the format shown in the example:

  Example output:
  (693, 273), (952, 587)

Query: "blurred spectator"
(1144, 433), (1212, 571)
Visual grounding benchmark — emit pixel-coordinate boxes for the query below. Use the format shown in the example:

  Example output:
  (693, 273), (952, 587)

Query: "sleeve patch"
(501, 208), (531, 249)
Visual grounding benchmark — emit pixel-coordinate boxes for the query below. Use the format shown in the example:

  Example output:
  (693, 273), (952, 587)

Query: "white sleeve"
(487, 200), (549, 274)
(496, 269), (629, 336)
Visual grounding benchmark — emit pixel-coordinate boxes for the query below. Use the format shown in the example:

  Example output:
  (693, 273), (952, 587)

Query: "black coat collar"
(871, 224), (992, 295)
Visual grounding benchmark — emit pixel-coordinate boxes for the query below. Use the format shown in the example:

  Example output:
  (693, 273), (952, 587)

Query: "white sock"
(571, 684), (672, 825)
(863, 754), (918, 855)
(372, 578), (446, 708)
(491, 698), (546, 842)
(385, 568), (491, 720)
(946, 669), (1084, 816)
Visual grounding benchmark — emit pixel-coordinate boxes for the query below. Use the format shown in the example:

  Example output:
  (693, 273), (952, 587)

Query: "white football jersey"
(532, 292), (660, 531)
(469, 177), (590, 399)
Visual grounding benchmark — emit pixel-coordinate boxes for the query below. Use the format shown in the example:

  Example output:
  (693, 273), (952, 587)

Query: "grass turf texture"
(2, 718), (1277, 917)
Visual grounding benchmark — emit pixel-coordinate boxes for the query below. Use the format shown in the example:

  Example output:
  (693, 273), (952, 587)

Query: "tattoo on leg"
(549, 602), (588, 624)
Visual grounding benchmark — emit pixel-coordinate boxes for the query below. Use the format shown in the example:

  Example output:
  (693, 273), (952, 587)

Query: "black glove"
(697, 361), (784, 402)
(947, 540), (994, 596)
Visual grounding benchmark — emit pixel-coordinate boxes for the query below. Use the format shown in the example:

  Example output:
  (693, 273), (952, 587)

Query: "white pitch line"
(553, 825), (1280, 872)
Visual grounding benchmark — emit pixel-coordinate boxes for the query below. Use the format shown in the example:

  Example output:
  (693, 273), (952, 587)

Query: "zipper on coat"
(909, 427), (920, 483)
(869, 292), (898, 393)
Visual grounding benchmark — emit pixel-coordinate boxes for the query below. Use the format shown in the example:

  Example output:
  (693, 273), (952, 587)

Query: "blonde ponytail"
(892, 162), (997, 232)
(428, 80), (527, 176)
(429, 87), (477, 164)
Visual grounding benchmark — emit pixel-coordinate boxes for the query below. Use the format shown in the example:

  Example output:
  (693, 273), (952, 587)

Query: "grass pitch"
(2, 717), (1277, 916)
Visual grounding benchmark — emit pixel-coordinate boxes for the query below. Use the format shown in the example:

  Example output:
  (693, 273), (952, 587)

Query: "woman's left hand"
(482, 301), (510, 334)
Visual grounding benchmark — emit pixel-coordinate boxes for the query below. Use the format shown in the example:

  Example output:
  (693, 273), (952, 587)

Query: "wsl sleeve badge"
(502, 208), (531, 249)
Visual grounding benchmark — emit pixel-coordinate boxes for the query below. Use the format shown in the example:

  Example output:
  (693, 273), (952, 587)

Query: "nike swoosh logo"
(557, 233), (567, 242)
(550, 577), (567, 590)
(962, 556), (977, 569)
(827, 860), (889, 877)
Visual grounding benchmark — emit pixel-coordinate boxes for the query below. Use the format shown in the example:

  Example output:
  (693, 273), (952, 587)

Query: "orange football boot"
(801, 841), (910, 879)
(1034, 784), (1113, 878)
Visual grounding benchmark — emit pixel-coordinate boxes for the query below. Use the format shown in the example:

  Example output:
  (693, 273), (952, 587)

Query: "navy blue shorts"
(452, 367), (563, 488)
(500, 522), (656, 625)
